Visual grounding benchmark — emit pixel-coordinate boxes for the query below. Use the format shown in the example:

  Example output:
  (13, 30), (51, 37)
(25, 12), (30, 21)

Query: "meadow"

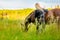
(0, 8), (60, 40)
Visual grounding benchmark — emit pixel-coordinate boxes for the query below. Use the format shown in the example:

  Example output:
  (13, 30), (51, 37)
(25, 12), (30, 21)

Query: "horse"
(51, 8), (60, 30)
(24, 9), (53, 32)
(45, 10), (54, 24)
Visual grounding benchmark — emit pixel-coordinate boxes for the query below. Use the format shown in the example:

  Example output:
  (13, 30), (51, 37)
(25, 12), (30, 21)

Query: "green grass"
(0, 19), (60, 40)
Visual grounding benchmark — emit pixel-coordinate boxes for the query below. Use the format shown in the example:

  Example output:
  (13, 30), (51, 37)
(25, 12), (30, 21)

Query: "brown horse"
(24, 9), (53, 32)
(51, 8), (60, 29)
(45, 10), (54, 24)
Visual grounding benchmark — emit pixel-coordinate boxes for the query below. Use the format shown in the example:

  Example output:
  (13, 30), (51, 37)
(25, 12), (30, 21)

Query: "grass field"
(0, 8), (60, 40)
(0, 19), (60, 40)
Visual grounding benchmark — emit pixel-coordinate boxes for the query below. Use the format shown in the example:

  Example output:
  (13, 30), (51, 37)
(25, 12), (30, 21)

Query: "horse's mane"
(25, 10), (35, 20)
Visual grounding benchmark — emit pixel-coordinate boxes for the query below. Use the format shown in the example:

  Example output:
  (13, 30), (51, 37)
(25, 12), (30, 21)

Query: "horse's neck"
(26, 11), (35, 19)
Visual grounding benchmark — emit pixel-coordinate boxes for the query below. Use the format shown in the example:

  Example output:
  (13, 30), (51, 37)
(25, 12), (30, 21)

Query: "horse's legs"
(36, 22), (40, 32)
(36, 22), (40, 34)
(25, 22), (29, 32)
(36, 17), (45, 33)
(35, 18), (39, 33)
(41, 18), (45, 33)
(57, 18), (60, 31)
(54, 16), (58, 23)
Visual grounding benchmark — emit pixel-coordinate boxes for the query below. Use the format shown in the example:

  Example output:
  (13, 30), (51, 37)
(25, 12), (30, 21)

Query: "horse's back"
(25, 11), (35, 23)
(51, 8), (60, 17)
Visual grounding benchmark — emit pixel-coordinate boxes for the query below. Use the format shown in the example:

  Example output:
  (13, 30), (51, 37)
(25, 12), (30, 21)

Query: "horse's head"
(44, 10), (54, 24)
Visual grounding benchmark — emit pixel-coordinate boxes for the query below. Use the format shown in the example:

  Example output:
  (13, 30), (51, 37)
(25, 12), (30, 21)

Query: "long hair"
(35, 3), (44, 11)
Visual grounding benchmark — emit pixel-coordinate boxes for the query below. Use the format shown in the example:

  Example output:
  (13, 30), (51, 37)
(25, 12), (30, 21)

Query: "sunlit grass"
(0, 19), (60, 40)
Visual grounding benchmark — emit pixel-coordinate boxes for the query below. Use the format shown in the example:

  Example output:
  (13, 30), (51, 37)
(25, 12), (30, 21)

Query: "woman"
(35, 3), (48, 14)
(35, 3), (46, 22)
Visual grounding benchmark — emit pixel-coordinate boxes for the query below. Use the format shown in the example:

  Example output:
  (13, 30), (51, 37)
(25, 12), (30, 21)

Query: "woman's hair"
(35, 3), (41, 9)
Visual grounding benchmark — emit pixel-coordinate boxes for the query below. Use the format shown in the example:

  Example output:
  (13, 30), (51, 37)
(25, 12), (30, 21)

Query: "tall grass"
(0, 19), (60, 40)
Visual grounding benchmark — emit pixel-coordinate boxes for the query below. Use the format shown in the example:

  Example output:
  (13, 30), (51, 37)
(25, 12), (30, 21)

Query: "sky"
(0, 0), (60, 9)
